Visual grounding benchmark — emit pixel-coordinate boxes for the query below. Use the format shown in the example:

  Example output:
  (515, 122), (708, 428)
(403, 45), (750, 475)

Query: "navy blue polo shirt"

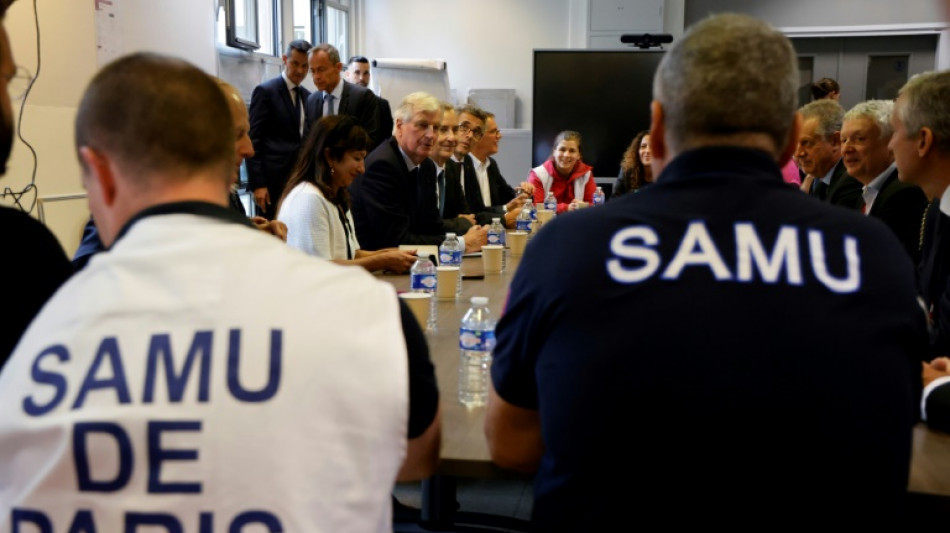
(492, 146), (926, 529)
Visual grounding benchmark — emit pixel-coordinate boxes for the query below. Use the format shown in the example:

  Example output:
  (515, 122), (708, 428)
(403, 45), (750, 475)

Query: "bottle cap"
(492, 217), (501, 223)
(446, 232), (456, 238)
(471, 296), (489, 306)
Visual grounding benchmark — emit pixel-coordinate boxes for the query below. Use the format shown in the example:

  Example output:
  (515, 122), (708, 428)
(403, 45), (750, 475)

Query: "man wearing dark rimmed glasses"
(0, 0), (72, 364)
(454, 105), (531, 226)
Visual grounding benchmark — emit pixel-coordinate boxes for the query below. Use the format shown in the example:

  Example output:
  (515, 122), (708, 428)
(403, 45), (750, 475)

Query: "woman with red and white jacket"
(528, 130), (595, 213)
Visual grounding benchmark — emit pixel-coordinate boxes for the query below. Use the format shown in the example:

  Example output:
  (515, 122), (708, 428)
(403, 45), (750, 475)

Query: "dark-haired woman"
(277, 115), (417, 273)
(613, 130), (653, 198)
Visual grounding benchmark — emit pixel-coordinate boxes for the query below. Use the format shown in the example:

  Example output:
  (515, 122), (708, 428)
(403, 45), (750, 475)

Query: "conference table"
(381, 251), (950, 529)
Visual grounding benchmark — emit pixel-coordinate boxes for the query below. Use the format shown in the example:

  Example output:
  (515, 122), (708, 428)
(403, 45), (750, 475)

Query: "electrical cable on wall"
(0, 0), (40, 213)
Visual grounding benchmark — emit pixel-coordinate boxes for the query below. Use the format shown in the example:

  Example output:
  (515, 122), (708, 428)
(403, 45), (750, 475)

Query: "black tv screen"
(532, 50), (665, 181)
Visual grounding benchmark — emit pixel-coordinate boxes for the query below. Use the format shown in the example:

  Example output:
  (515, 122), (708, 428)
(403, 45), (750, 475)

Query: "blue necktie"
(438, 170), (446, 216)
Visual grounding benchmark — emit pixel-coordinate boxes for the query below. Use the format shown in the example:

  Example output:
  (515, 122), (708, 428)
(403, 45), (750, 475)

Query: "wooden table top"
(383, 253), (524, 479)
(381, 254), (950, 493)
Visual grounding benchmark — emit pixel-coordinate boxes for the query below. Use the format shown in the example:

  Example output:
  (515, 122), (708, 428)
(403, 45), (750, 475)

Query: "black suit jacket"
(246, 75), (310, 219)
(919, 200), (950, 357)
(865, 167), (928, 264)
(375, 97), (394, 149)
(305, 80), (378, 142)
(438, 160), (474, 234)
(810, 158), (863, 210)
(462, 154), (517, 224)
(349, 137), (446, 250)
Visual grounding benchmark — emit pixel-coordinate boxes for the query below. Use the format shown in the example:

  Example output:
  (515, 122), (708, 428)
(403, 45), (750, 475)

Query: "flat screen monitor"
(532, 50), (665, 181)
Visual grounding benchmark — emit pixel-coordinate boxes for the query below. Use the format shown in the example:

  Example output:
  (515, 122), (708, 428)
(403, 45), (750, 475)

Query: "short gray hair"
(653, 13), (798, 156)
(800, 99), (845, 140)
(393, 92), (440, 123)
(896, 71), (950, 156)
(456, 104), (487, 124)
(309, 43), (340, 65)
(843, 99), (894, 139)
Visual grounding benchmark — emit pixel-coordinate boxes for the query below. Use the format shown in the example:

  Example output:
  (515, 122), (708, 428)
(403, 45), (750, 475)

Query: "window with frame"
(219, 0), (352, 61)
(219, 0), (277, 55)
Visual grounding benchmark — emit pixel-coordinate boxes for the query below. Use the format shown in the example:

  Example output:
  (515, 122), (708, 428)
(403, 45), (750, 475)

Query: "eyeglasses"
(437, 125), (460, 135)
(7, 66), (33, 101)
(458, 123), (484, 139)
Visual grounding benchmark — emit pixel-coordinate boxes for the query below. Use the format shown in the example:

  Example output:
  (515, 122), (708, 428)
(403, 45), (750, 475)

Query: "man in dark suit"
(345, 55), (393, 149)
(463, 110), (532, 225)
(891, 71), (950, 431)
(430, 103), (475, 234)
(305, 44), (378, 143)
(246, 39), (312, 220)
(840, 99), (927, 263)
(797, 99), (863, 209)
(349, 92), (486, 252)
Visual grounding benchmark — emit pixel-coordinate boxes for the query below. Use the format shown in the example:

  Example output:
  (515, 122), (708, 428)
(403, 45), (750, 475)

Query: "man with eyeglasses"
(462, 109), (532, 225)
(350, 92), (487, 252)
(0, 0), (72, 364)
(453, 105), (530, 226)
(430, 102), (476, 235)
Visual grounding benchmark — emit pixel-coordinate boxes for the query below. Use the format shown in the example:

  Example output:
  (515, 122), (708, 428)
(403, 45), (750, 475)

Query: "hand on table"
(251, 216), (287, 241)
(503, 207), (521, 229)
(377, 249), (418, 274)
(463, 224), (488, 253)
(505, 196), (525, 213)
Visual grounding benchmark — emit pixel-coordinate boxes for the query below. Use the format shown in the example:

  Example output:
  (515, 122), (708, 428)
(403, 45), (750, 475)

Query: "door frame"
(778, 22), (950, 70)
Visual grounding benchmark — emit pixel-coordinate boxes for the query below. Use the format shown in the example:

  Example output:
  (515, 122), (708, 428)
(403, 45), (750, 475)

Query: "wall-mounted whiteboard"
(371, 58), (451, 108)
(37, 193), (89, 258)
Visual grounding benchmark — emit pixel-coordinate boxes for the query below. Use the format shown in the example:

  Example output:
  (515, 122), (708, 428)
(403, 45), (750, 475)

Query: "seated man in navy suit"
(796, 99), (864, 209)
(345, 55), (392, 149)
(840, 99), (927, 263)
(305, 43), (378, 143)
(460, 108), (532, 225)
(349, 92), (486, 252)
(246, 39), (312, 220)
(430, 102), (476, 235)
(891, 70), (950, 430)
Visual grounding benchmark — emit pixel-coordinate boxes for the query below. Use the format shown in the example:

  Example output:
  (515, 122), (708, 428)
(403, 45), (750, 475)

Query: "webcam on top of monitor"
(620, 33), (674, 49)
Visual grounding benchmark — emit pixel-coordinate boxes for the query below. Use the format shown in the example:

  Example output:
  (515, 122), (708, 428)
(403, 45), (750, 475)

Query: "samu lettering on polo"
(23, 328), (283, 417)
(11, 328), (285, 531)
(606, 221), (861, 293)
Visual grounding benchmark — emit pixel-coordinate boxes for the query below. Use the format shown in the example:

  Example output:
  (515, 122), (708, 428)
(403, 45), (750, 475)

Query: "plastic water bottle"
(524, 199), (538, 239)
(487, 217), (507, 270)
(439, 232), (463, 297)
(592, 186), (606, 206)
(544, 191), (557, 211)
(409, 255), (437, 329)
(515, 200), (533, 234)
(458, 296), (496, 408)
(487, 217), (506, 247)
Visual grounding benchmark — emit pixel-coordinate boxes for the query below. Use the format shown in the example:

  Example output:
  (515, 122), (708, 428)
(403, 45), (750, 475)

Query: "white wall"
(3, 0), (216, 255)
(360, 0), (575, 130)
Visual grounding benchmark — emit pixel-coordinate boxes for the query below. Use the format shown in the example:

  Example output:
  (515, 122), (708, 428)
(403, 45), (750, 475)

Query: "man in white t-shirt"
(0, 52), (439, 532)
